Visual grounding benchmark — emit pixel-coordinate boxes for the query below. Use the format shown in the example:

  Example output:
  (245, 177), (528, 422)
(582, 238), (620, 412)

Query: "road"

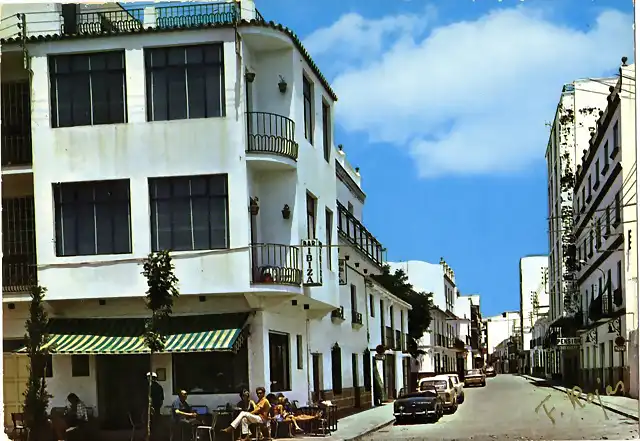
(363, 374), (638, 440)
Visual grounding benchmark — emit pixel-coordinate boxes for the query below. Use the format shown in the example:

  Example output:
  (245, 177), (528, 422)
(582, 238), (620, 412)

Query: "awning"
(17, 313), (249, 355)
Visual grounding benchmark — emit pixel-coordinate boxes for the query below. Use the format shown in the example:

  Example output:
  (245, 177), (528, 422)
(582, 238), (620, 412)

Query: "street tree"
(371, 265), (433, 358)
(142, 251), (180, 441)
(23, 285), (52, 441)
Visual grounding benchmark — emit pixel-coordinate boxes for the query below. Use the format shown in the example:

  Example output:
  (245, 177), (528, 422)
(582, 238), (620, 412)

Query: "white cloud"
(304, 6), (633, 178)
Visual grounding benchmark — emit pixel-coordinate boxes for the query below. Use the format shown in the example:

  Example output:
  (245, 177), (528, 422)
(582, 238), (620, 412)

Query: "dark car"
(394, 386), (443, 424)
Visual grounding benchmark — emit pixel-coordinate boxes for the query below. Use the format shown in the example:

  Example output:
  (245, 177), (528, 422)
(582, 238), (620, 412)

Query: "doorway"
(311, 353), (323, 403)
(351, 354), (361, 408)
(96, 355), (150, 430)
(384, 354), (395, 400)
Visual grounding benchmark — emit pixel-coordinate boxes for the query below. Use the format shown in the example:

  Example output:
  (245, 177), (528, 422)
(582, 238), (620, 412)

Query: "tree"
(371, 265), (432, 358)
(142, 251), (180, 441)
(23, 285), (52, 441)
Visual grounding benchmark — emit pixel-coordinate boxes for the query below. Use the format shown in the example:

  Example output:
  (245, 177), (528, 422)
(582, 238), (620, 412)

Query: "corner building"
(0, 1), (410, 428)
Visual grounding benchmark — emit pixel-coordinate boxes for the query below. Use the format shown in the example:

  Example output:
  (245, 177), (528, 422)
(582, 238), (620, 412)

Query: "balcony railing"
(331, 306), (345, 320)
(156, 3), (239, 28)
(2, 197), (36, 291)
(66, 9), (144, 34)
(385, 326), (394, 349)
(351, 310), (363, 326)
(246, 112), (298, 161)
(589, 293), (614, 322)
(1, 81), (32, 167)
(250, 243), (301, 286)
(336, 201), (383, 266)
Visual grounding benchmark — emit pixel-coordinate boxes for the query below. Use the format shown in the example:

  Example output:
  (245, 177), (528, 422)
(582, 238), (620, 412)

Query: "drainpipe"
(305, 317), (312, 406)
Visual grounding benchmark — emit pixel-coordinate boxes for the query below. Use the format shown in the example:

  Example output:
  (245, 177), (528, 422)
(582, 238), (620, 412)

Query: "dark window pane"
(167, 47), (186, 66)
(76, 203), (96, 255)
(150, 70), (168, 121)
(70, 55), (90, 72)
(209, 198), (227, 248)
(167, 67), (187, 121)
(204, 66), (222, 117)
(90, 53), (107, 71)
(192, 198), (211, 249)
(170, 198), (193, 251)
(187, 66), (206, 119)
(186, 46), (203, 65)
(203, 45), (221, 64)
(147, 49), (166, 68)
(106, 52), (124, 70)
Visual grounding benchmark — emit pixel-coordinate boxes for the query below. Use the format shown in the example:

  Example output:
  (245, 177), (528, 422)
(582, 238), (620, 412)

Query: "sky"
(252, 0), (634, 317)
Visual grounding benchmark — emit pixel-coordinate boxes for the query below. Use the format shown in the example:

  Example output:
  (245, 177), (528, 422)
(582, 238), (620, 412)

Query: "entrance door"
(311, 353), (322, 403)
(351, 354), (361, 408)
(97, 355), (150, 430)
(384, 354), (395, 400)
(3, 354), (30, 427)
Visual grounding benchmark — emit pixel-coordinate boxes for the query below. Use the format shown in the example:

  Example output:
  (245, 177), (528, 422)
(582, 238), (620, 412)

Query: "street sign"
(557, 337), (581, 348)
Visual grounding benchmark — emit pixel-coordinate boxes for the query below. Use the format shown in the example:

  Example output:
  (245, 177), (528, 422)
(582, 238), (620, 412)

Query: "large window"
(172, 346), (249, 395)
(322, 101), (331, 162)
(306, 192), (316, 239)
(303, 75), (314, 144)
(149, 174), (229, 252)
(54, 180), (131, 256)
(269, 332), (291, 392)
(145, 44), (224, 122)
(331, 344), (342, 395)
(49, 51), (127, 128)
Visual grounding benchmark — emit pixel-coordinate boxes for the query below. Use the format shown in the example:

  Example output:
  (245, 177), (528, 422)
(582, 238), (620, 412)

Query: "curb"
(521, 374), (639, 421)
(341, 418), (395, 441)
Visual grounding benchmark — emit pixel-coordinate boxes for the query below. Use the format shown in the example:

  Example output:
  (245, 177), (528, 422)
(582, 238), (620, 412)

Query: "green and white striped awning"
(17, 313), (248, 355)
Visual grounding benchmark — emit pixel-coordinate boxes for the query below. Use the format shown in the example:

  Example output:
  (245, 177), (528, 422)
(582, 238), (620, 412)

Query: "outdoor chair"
(128, 411), (146, 441)
(10, 413), (27, 441)
(195, 411), (218, 441)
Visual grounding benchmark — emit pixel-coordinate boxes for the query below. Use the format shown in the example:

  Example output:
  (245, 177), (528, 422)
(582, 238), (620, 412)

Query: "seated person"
(237, 388), (256, 412)
(273, 394), (303, 433)
(172, 390), (199, 439)
(223, 387), (271, 441)
(52, 393), (88, 441)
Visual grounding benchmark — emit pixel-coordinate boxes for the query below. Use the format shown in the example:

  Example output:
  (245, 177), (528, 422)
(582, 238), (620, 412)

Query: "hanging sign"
(302, 239), (323, 286)
(338, 259), (347, 285)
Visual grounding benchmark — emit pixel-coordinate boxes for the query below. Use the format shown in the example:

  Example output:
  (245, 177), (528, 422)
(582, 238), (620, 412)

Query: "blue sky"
(257, 0), (634, 317)
(130, 0), (633, 316)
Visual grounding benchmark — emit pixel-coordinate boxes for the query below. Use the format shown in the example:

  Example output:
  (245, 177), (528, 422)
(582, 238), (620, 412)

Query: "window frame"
(71, 355), (90, 377)
(49, 51), (127, 128)
(296, 334), (304, 370)
(322, 100), (331, 162)
(269, 331), (291, 392)
(302, 74), (314, 144)
(325, 208), (333, 270)
(53, 179), (132, 257)
(145, 43), (225, 122)
(148, 174), (230, 252)
(172, 346), (249, 395)
(306, 192), (317, 239)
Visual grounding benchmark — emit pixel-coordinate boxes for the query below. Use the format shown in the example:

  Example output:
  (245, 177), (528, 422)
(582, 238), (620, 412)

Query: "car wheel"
(482, 381), (486, 387)
(460, 393), (465, 403)
(395, 417), (404, 425)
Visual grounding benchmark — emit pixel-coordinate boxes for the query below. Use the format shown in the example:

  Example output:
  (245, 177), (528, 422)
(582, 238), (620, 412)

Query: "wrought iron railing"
(156, 3), (239, 28)
(246, 112), (298, 160)
(64, 9), (144, 34)
(336, 201), (383, 266)
(1, 81), (32, 167)
(250, 243), (301, 286)
(351, 310), (363, 325)
(2, 197), (37, 291)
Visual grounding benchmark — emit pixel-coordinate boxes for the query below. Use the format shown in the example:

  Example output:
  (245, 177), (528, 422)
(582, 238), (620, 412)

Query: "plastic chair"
(195, 411), (218, 441)
(128, 411), (145, 441)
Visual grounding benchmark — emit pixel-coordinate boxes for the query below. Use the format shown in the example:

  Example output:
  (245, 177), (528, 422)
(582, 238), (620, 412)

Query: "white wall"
(486, 312), (520, 355)
(388, 261), (446, 310)
(520, 256), (548, 352)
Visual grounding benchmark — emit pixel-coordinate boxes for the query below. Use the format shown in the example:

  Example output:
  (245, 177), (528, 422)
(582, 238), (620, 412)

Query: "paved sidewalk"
(521, 374), (639, 421)
(298, 404), (394, 441)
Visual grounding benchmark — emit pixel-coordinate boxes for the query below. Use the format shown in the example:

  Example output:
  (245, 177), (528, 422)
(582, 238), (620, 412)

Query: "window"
(369, 294), (375, 317)
(614, 192), (621, 225)
(613, 121), (620, 153)
(173, 345), (249, 394)
(350, 284), (357, 312)
(322, 101), (331, 162)
(71, 355), (90, 377)
(594, 159), (600, 185)
(325, 208), (333, 270)
(607, 268), (612, 293)
(598, 277), (602, 296)
(331, 345), (342, 395)
(581, 187), (586, 209)
(617, 260), (622, 290)
(296, 334), (303, 370)
(145, 44), (224, 122)
(49, 51), (126, 128)
(596, 219), (601, 249)
(363, 351), (371, 391)
(587, 175), (592, 198)
(605, 207), (611, 235)
(604, 142), (610, 169)
(306, 192), (316, 239)
(54, 180), (131, 256)
(303, 75), (314, 143)
(149, 174), (229, 251)
(269, 332), (291, 392)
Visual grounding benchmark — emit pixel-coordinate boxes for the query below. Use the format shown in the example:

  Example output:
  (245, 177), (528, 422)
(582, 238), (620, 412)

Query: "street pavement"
(361, 374), (639, 441)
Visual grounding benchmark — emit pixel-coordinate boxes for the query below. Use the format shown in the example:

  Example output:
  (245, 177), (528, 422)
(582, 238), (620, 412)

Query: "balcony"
(613, 287), (623, 307)
(250, 243), (301, 286)
(246, 112), (298, 166)
(588, 293), (614, 322)
(331, 306), (345, 322)
(2, 197), (36, 292)
(395, 330), (402, 350)
(63, 8), (144, 34)
(351, 310), (363, 326)
(337, 201), (383, 266)
(1, 81), (32, 168)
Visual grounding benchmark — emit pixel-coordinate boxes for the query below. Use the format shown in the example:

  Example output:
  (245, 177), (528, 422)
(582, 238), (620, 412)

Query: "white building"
(485, 311), (520, 363)
(572, 61), (637, 398)
(530, 315), (550, 378)
(519, 255), (549, 374)
(388, 259), (464, 375)
(545, 76), (618, 383)
(0, 1), (410, 429)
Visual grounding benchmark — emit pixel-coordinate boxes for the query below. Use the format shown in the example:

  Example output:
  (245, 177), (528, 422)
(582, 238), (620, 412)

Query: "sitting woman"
(273, 394), (306, 433)
(237, 389), (256, 412)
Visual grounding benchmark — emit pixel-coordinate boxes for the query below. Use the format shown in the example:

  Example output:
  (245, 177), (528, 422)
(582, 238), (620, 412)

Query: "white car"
(418, 376), (458, 413)
(437, 374), (464, 403)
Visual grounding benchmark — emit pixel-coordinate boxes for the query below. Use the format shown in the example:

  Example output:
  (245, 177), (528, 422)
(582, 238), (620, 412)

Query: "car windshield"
(401, 390), (437, 398)
(467, 369), (481, 375)
(420, 380), (446, 390)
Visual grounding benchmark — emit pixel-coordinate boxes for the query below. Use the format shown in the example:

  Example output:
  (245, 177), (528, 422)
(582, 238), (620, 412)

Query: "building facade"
(572, 62), (637, 397)
(0, 1), (410, 428)
(519, 256), (549, 375)
(545, 76), (617, 383)
(485, 311), (521, 369)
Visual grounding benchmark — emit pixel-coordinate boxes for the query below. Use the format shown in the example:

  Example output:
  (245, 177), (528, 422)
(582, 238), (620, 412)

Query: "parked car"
(438, 374), (464, 403)
(485, 366), (496, 377)
(394, 385), (444, 424)
(418, 376), (458, 413)
(464, 369), (486, 387)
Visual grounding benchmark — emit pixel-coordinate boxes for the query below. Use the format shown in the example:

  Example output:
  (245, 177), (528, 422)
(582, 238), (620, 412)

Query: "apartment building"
(0, 1), (410, 428)
(545, 76), (617, 383)
(519, 255), (549, 375)
(530, 315), (550, 378)
(572, 62), (637, 397)
(387, 259), (465, 375)
(485, 311), (520, 369)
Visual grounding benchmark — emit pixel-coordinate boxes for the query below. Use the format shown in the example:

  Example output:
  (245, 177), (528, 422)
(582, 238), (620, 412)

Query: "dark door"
(351, 354), (361, 408)
(385, 354), (395, 400)
(97, 355), (150, 430)
(312, 353), (322, 403)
